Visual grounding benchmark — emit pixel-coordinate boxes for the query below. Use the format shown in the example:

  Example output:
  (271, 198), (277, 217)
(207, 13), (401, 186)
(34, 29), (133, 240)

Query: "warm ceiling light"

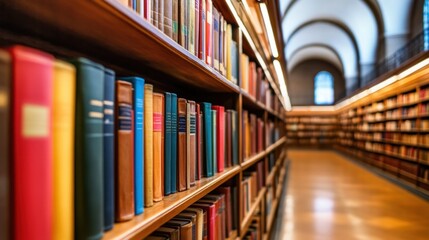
(273, 59), (292, 111)
(259, 2), (279, 58)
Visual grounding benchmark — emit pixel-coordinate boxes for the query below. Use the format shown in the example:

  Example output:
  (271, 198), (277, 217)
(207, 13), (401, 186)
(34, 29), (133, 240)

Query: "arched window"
(314, 71), (334, 105)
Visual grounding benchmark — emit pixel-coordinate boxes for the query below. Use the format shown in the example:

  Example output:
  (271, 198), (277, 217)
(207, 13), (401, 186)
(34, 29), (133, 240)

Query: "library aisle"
(273, 150), (429, 240)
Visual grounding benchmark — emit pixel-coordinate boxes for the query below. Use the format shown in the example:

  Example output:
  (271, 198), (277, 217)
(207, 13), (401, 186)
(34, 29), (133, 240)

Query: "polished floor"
(273, 150), (429, 240)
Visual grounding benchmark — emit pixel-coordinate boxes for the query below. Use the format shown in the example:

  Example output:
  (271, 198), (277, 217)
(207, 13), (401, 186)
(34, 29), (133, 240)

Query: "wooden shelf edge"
(266, 137), (286, 154)
(227, 230), (238, 240)
(240, 187), (267, 238)
(103, 165), (241, 240)
(265, 197), (279, 237)
(242, 150), (267, 170)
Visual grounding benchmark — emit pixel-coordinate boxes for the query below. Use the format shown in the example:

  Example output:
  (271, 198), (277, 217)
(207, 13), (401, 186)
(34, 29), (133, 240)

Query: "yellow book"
(53, 60), (76, 240)
(153, 92), (164, 202)
(144, 84), (154, 206)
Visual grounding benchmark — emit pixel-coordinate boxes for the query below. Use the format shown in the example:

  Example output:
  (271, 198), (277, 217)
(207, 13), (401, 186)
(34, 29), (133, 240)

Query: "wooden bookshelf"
(0, 0), (288, 239)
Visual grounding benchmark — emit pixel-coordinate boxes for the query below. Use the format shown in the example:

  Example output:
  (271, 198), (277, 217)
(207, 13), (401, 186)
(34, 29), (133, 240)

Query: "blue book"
(164, 92), (172, 195)
(171, 93), (178, 193)
(103, 68), (115, 231)
(231, 40), (238, 84)
(201, 102), (213, 177)
(121, 77), (145, 215)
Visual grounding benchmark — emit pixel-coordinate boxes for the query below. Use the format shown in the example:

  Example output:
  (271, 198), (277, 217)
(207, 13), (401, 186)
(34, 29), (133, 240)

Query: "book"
(115, 80), (135, 221)
(231, 40), (238, 84)
(164, 93), (172, 195)
(144, 84), (154, 207)
(205, 0), (212, 66)
(0, 50), (10, 240)
(219, 14), (224, 74)
(144, 0), (151, 21)
(198, 0), (206, 60)
(226, 24), (232, 81)
(163, 0), (173, 37)
(187, 101), (197, 187)
(212, 106), (224, 172)
(165, 219), (193, 240)
(158, 0), (164, 31)
(153, 92), (165, 201)
(195, 0), (200, 58)
(171, 93), (178, 193)
(53, 60), (76, 240)
(178, 98), (187, 191)
(192, 202), (216, 240)
(153, 226), (180, 240)
(103, 69), (116, 230)
(240, 53), (249, 92)
(212, 7), (219, 70)
(185, 208), (204, 240)
(121, 77), (144, 215)
(188, 0), (195, 55)
(179, 0), (188, 49)
(201, 102), (213, 177)
(216, 187), (232, 237)
(10, 46), (54, 240)
(174, 212), (197, 238)
(225, 110), (231, 168)
(229, 110), (238, 166)
(152, 0), (159, 28)
(73, 57), (104, 240)
(196, 103), (202, 180)
(172, 0), (179, 42)
(212, 109), (217, 173)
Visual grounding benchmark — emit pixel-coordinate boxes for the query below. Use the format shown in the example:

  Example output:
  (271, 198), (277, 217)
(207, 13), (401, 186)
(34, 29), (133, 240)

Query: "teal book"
(201, 102), (213, 177)
(164, 92), (172, 195)
(228, 110), (238, 166)
(171, 93), (178, 193)
(212, 109), (217, 173)
(121, 77), (145, 215)
(73, 58), (105, 240)
(231, 40), (238, 84)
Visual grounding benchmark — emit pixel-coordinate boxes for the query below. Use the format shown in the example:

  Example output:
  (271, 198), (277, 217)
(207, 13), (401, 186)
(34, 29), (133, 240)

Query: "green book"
(73, 58), (105, 240)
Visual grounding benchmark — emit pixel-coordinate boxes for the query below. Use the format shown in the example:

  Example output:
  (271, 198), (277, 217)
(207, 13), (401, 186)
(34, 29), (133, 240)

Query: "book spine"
(163, 0), (173, 37)
(53, 60), (76, 240)
(199, 0), (206, 60)
(189, 0), (195, 55)
(196, 103), (202, 180)
(172, 0), (179, 42)
(202, 102), (213, 177)
(212, 109), (217, 173)
(178, 98), (187, 191)
(226, 24), (232, 81)
(0, 50), (10, 240)
(164, 93), (172, 195)
(11, 46), (54, 240)
(171, 94), (178, 193)
(158, 0), (164, 31)
(188, 101), (196, 186)
(195, 0), (200, 57)
(217, 107), (224, 172)
(144, 0), (152, 21)
(102, 69), (115, 230)
(212, 7), (219, 70)
(153, 93), (164, 201)
(152, 0), (159, 27)
(144, 84), (154, 207)
(231, 110), (238, 165)
(225, 110), (231, 168)
(205, 0), (212, 66)
(115, 80), (135, 221)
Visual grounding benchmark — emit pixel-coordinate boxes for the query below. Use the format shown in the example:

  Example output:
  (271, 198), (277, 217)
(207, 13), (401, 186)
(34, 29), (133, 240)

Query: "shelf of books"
(285, 112), (338, 147)
(0, 0), (288, 239)
(335, 57), (429, 197)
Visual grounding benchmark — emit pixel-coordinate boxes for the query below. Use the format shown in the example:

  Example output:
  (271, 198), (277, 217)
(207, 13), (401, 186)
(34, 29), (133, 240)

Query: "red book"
(211, 105), (224, 172)
(192, 202), (216, 240)
(205, 0), (212, 66)
(9, 46), (53, 240)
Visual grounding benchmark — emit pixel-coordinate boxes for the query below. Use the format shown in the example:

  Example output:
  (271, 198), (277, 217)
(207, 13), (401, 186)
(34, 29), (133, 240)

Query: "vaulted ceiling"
(280, 0), (416, 91)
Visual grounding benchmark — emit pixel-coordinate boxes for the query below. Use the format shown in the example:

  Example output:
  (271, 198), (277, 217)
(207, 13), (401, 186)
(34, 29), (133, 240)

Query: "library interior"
(1, 0), (429, 239)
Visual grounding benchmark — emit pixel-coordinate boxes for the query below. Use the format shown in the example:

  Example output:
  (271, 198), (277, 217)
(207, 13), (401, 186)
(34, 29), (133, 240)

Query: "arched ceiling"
(281, 0), (416, 89)
(288, 45), (344, 73)
(286, 22), (357, 79)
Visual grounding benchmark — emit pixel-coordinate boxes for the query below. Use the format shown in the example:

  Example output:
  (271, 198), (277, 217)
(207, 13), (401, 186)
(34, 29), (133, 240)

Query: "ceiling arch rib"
(377, 0), (413, 36)
(281, 0), (379, 65)
(286, 22), (358, 88)
(288, 44), (344, 73)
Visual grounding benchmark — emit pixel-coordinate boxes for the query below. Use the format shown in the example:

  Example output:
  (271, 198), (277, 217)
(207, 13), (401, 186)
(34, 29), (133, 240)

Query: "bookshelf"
(0, 0), (288, 239)
(286, 112), (338, 147)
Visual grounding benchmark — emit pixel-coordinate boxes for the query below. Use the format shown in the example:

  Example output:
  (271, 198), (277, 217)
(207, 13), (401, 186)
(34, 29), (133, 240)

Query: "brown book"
(187, 101), (196, 187)
(163, 0), (173, 37)
(178, 0), (187, 48)
(196, 103), (202, 180)
(250, 114), (256, 155)
(152, 0), (159, 28)
(174, 212), (197, 239)
(200, 195), (224, 240)
(256, 67), (263, 102)
(158, 0), (164, 31)
(153, 226), (179, 240)
(225, 110), (232, 168)
(216, 187), (231, 237)
(144, 84), (154, 206)
(257, 119), (264, 152)
(115, 80), (135, 221)
(164, 219), (193, 240)
(185, 208), (204, 240)
(178, 98), (187, 191)
(249, 62), (256, 97)
(172, 0), (179, 42)
(153, 93), (164, 202)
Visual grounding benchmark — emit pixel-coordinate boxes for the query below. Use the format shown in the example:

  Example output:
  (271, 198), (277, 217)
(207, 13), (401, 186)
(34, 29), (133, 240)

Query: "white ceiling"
(288, 46), (343, 73)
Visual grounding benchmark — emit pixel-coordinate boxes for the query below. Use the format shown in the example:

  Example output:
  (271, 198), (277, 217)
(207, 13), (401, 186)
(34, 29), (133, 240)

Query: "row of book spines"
(0, 45), (241, 240)
(145, 186), (237, 240)
(240, 161), (264, 220)
(119, 0), (239, 84)
(243, 218), (262, 240)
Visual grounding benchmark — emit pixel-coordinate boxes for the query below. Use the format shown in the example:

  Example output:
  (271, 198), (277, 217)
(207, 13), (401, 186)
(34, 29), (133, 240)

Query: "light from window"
(424, 0), (429, 50)
(314, 71), (334, 105)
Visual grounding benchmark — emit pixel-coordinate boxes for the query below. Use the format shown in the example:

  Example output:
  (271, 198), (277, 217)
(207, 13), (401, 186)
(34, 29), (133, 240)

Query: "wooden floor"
(273, 149), (429, 240)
